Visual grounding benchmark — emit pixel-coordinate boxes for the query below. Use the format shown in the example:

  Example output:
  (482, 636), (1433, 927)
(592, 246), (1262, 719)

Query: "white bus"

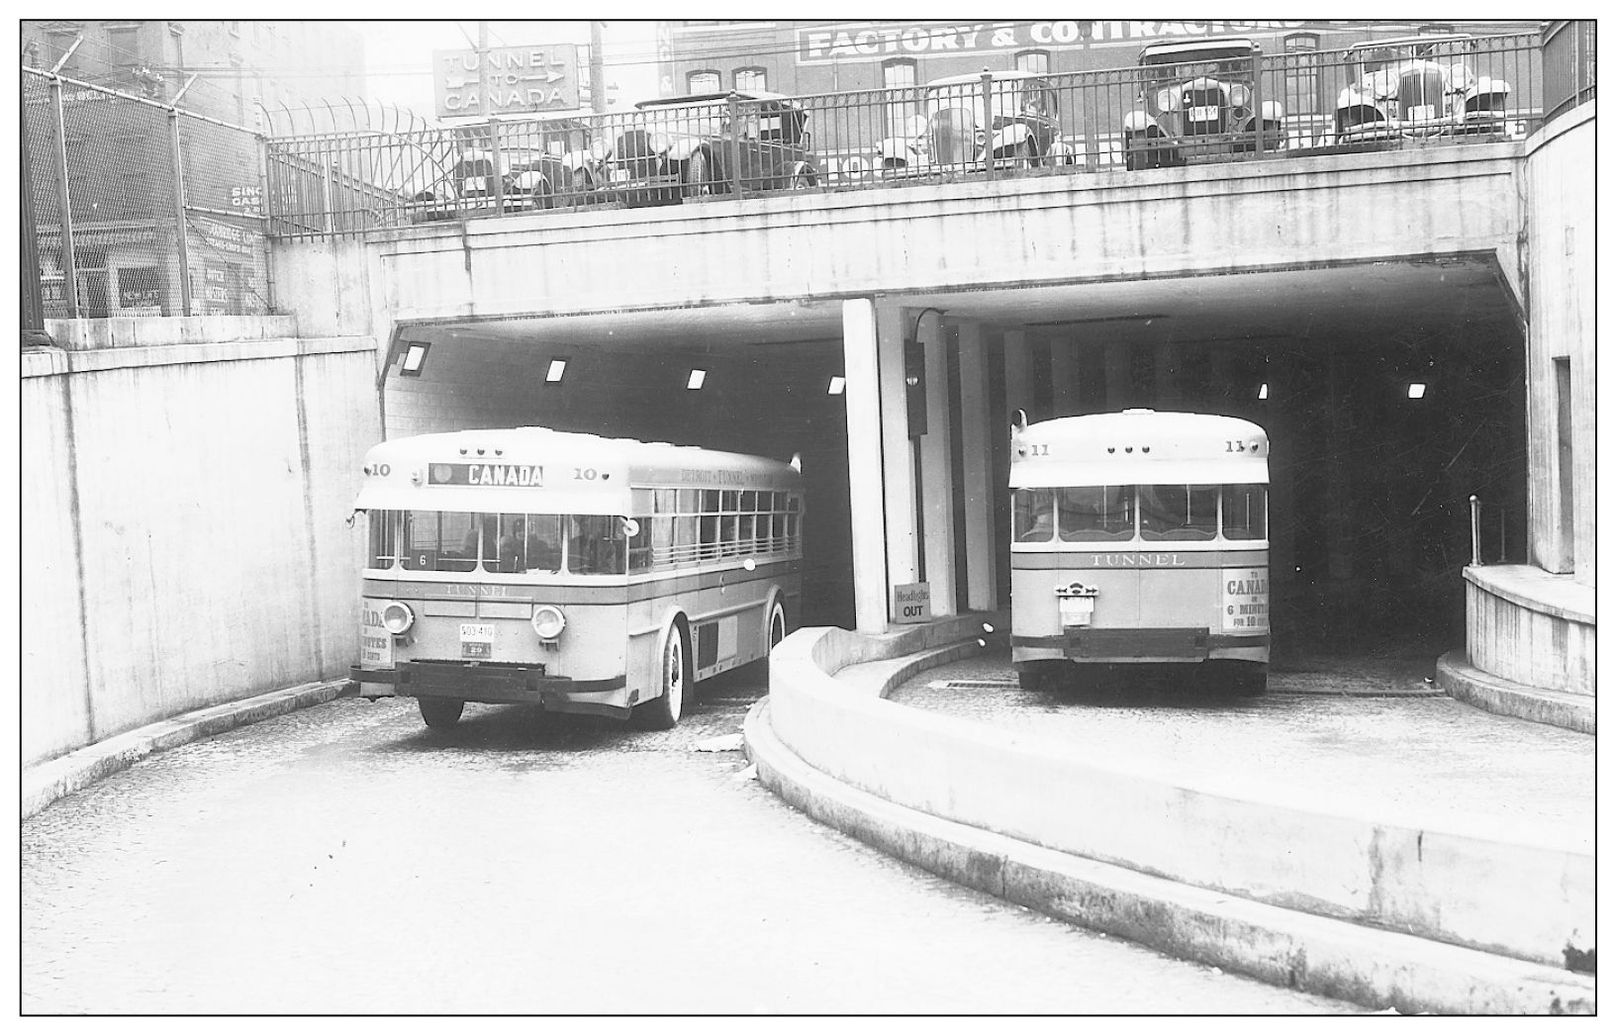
(1008, 409), (1270, 694)
(351, 428), (804, 730)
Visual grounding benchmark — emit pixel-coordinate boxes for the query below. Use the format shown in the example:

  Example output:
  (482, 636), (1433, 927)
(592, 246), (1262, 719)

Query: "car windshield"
(1144, 56), (1253, 83)
(925, 80), (1054, 119)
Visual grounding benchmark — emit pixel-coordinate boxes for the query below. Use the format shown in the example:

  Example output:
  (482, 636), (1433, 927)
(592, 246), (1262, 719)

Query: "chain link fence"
(22, 66), (271, 321)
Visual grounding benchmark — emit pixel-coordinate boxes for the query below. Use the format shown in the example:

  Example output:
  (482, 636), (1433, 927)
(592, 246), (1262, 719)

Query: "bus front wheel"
(1232, 667), (1268, 697)
(1016, 664), (1055, 691)
(418, 697), (464, 731)
(638, 625), (688, 730)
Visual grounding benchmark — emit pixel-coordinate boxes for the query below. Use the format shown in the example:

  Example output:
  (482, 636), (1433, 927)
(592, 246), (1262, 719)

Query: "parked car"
(594, 92), (820, 206)
(880, 70), (1074, 175)
(405, 119), (599, 221)
(1334, 35), (1513, 142)
(1122, 37), (1285, 170)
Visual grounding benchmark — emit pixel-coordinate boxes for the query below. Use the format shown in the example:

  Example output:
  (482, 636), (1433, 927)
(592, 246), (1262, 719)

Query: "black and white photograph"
(19, 16), (1594, 1014)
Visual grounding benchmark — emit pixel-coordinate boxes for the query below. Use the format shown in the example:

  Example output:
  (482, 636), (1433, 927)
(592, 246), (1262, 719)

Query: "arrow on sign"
(520, 70), (565, 83)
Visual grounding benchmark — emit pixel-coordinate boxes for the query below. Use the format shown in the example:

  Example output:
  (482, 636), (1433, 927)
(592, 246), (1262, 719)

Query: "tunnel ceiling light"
(1408, 382), (1428, 399)
(400, 342), (430, 377)
(1258, 383), (1269, 400)
(546, 358), (567, 383)
(828, 375), (846, 395)
(686, 368), (707, 390)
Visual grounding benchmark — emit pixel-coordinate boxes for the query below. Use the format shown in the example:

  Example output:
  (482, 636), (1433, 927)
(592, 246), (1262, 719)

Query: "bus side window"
(629, 517), (653, 571)
(1221, 484), (1268, 540)
(1014, 488), (1055, 542)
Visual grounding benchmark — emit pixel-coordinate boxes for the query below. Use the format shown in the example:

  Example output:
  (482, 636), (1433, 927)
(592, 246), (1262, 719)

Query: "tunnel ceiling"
(402, 257), (1514, 353)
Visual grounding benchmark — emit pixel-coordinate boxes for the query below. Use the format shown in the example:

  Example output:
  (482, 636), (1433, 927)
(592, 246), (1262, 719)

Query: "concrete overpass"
(277, 141), (1528, 641)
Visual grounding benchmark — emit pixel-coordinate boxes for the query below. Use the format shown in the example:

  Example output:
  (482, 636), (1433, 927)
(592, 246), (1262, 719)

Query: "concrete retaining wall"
(764, 623), (1593, 971)
(1465, 564), (1594, 697)
(22, 320), (383, 767)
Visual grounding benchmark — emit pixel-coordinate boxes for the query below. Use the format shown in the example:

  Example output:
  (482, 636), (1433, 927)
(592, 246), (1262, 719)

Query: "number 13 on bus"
(350, 428), (804, 731)
(1008, 409), (1270, 695)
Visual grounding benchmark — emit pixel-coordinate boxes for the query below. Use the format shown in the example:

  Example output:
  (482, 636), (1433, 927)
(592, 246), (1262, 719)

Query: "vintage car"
(1122, 37), (1285, 170)
(879, 70), (1074, 175)
(1334, 35), (1513, 142)
(405, 119), (598, 221)
(593, 91), (820, 206)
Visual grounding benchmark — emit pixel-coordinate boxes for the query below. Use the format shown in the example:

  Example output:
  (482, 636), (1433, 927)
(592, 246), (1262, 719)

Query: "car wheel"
(530, 176), (554, 210)
(790, 167), (816, 190)
(1123, 135), (1146, 171)
(1015, 138), (1042, 168)
(418, 697), (464, 731)
(685, 149), (713, 198)
(638, 624), (688, 730)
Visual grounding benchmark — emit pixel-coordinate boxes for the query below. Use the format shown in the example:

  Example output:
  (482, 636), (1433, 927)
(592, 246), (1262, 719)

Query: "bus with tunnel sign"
(1008, 409), (1269, 694)
(351, 427), (804, 731)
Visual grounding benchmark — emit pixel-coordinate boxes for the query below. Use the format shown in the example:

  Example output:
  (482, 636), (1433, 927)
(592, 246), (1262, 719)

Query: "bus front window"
(1221, 484), (1268, 540)
(568, 514), (625, 575)
(1057, 486), (1134, 541)
(367, 510), (400, 568)
(1014, 488), (1055, 542)
(1139, 484), (1218, 542)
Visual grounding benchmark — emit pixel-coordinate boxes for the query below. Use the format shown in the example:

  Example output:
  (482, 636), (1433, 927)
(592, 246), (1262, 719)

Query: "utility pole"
(589, 21), (607, 113)
(479, 21), (504, 214)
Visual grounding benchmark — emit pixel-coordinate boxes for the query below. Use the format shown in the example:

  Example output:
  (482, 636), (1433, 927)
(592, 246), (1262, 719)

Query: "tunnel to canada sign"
(1222, 567), (1269, 631)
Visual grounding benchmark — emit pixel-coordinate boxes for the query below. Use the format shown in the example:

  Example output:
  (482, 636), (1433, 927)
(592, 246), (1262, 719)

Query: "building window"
(1015, 49), (1051, 74)
(46, 30), (79, 73)
(1282, 32), (1321, 119)
(106, 25), (142, 67)
(882, 58), (920, 137)
(687, 69), (721, 93)
(734, 66), (767, 92)
(1417, 23), (1455, 35)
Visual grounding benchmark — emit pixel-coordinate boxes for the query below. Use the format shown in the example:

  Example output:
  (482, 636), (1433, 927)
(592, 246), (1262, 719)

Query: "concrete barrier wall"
(22, 324), (383, 766)
(1465, 565), (1594, 696)
(767, 626), (1593, 969)
(271, 146), (1523, 337)
(1520, 104), (1595, 581)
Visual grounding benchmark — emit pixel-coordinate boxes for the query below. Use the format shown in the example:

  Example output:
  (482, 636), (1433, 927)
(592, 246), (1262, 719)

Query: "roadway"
(22, 665), (1360, 1015)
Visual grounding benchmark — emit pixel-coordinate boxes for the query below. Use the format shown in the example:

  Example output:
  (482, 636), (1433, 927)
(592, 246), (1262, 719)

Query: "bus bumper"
(1011, 628), (1269, 664)
(351, 663), (628, 708)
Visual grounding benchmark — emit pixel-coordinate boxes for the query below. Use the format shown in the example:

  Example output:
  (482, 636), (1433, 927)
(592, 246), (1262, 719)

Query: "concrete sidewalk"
(22, 679), (352, 820)
(748, 623), (1596, 1014)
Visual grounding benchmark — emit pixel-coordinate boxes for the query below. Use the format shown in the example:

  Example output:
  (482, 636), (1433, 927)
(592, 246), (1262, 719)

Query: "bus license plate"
(1058, 595), (1095, 627)
(1188, 105), (1220, 123)
(460, 623), (495, 659)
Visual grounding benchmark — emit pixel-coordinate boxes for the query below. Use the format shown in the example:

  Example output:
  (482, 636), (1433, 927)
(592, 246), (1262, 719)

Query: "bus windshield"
(1013, 484), (1265, 542)
(368, 510), (626, 575)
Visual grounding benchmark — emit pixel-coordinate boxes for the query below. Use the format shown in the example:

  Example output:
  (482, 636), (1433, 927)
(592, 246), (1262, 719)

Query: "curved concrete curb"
(745, 698), (1594, 1014)
(22, 679), (353, 820)
(1436, 650), (1594, 734)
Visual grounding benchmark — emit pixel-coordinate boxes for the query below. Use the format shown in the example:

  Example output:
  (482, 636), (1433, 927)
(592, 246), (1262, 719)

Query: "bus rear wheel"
(1016, 663), (1055, 691)
(638, 625), (687, 730)
(418, 697), (464, 731)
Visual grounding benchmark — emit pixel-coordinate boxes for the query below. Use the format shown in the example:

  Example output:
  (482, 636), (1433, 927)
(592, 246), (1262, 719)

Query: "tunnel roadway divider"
(22, 679), (353, 820)
(745, 617), (1593, 1015)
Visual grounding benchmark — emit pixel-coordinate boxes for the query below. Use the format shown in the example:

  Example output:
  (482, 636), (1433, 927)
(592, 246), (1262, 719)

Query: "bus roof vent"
(1122, 408), (1156, 415)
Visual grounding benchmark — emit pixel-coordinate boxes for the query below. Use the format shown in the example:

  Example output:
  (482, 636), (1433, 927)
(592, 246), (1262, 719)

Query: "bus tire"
(418, 697), (464, 731)
(1233, 668), (1268, 697)
(1016, 664), (1054, 691)
(767, 600), (787, 651)
(638, 624), (688, 730)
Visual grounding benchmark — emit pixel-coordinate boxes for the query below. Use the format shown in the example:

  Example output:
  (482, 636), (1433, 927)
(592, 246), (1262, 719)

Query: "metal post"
(257, 133), (275, 311)
(170, 107), (192, 315)
(20, 80), (45, 330)
(479, 22), (505, 216)
(979, 69), (995, 180)
(589, 21), (608, 114)
(1469, 494), (1482, 566)
(489, 116), (505, 216)
(726, 92), (746, 200)
(49, 77), (79, 317)
(1251, 48), (1265, 157)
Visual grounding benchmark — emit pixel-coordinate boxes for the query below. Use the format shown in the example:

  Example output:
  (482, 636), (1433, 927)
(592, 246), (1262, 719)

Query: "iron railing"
(1541, 20), (1596, 123)
(266, 32), (1546, 240)
(22, 66), (273, 319)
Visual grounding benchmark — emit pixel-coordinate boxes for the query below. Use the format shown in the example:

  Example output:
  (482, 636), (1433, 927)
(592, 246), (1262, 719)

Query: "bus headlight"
(531, 604), (567, 641)
(381, 600), (415, 635)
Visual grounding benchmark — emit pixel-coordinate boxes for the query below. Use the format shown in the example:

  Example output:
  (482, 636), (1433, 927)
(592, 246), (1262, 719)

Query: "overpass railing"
(266, 32), (1546, 240)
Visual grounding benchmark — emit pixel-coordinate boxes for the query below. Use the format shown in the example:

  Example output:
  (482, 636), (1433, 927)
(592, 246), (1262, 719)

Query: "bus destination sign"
(429, 462), (545, 486)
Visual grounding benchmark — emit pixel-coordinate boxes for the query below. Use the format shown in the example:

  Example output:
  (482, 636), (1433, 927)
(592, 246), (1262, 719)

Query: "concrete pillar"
(1050, 335), (1081, 417)
(918, 312), (957, 616)
(957, 321), (997, 611)
(841, 298), (889, 633)
(1002, 329), (1035, 425)
(877, 302), (918, 616)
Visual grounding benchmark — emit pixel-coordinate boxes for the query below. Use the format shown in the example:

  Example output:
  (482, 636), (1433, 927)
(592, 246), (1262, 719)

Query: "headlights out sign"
(434, 44), (581, 117)
(795, 21), (1306, 63)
